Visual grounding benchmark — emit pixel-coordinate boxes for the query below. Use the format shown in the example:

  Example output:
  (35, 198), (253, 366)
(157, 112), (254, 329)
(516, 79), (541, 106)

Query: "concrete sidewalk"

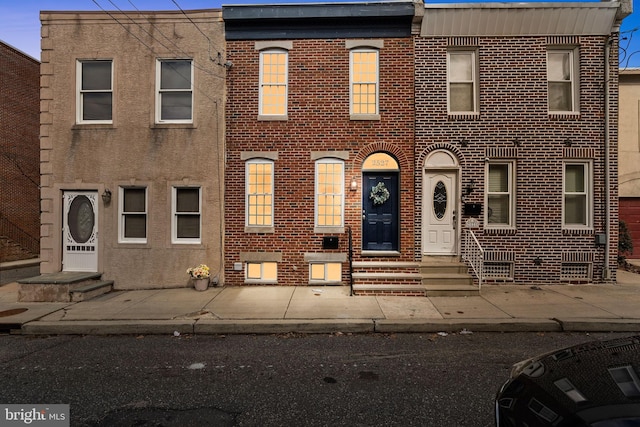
(1, 265), (640, 335)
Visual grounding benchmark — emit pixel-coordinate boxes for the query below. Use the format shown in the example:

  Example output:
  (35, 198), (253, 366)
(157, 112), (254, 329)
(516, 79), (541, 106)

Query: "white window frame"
(309, 262), (342, 284)
(259, 49), (288, 117)
(76, 59), (113, 124)
(562, 161), (592, 230)
(315, 158), (345, 230)
(246, 159), (274, 228)
(171, 186), (201, 244)
(547, 48), (579, 113)
(245, 262), (278, 284)
(447, 50), (478, 114)
(156, 59), (193, 124)
(118, 186), (147, 244)
(485, 161), (516, 229)
(350, 48), (379, 117)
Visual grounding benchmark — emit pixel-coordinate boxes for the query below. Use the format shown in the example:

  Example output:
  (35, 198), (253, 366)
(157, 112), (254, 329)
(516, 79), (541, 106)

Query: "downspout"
(604, 34), (611, 280)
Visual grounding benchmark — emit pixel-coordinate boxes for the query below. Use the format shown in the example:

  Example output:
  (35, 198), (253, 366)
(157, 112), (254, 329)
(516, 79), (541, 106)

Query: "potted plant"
(187, 264), (211, 291)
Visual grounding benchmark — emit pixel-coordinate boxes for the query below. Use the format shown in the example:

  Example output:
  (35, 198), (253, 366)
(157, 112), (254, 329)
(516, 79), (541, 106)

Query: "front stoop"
(351, 257), (479, 296)
(420, 257), (479, 296)
(17, 272), (113, 302)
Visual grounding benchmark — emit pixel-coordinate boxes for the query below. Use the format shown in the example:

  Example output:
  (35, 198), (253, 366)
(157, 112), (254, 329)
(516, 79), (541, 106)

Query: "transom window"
(563, 161), (591, 229)
(486, 162), (515, 228)
(350, 49), (379, 115)
(259, 50), (288, 116)
(172, 186), (201, 244)
(547, 49), (578, 113)
(77, 60), (113, 123)
(246, 160), (274, 227)
(157, 59), (193, 123)
(315, 159), (344, 228)
(119, 187), (147, 243)
(447, 50), (477, 113)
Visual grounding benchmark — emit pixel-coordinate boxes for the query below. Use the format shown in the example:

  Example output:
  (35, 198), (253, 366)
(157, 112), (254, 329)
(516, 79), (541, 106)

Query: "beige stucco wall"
(619, 70), (640, 197)
(40, 10), (226, 289)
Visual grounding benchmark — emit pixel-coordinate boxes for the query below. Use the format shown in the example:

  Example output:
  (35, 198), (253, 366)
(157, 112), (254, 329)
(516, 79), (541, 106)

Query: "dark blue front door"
(362, 173), (399, 251)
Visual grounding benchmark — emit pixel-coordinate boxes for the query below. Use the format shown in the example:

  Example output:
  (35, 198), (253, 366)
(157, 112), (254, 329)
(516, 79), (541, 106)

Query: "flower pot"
(193, 278), (209, 291)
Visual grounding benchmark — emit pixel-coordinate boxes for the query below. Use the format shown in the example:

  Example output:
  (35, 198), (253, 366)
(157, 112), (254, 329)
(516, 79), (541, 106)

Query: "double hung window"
(259, 50), (288, 117)
(77, 60), (113, 123)
(246, 160), (274, 228)
(157, 59), (193, 123)
(315, 159), (344, 229)
(547, 49), (578, 113)
(172, 187), (201, 243)
(447, 50), (477, 113)
(119, 187), (147, 243)
(486, 162), (515, 228)
(563, 162), (591, 229)
(350, 49), (379, 116)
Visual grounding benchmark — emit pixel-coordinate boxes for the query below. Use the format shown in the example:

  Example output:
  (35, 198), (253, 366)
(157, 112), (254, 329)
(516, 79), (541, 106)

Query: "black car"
(496, 335), (640, 426)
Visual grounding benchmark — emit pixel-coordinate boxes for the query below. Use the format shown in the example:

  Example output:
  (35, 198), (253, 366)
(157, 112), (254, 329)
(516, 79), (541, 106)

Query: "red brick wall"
(225, 38), (415, 286)
(415, 35), (619, 283)
(0, 42), (40, 260)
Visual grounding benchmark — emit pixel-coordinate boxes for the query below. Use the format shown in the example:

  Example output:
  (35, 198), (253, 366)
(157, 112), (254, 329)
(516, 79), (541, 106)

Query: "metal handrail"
(463, 229), (484, 291)
(347, 226), (354, 296)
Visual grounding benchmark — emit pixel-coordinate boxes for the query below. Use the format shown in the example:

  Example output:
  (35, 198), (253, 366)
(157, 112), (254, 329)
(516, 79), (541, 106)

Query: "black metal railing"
(348, 226), (354, 296)
(0, 214), (39, 255)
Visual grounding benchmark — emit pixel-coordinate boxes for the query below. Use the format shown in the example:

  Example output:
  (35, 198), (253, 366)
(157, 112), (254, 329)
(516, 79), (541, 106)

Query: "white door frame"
(422, 150), (460, 256)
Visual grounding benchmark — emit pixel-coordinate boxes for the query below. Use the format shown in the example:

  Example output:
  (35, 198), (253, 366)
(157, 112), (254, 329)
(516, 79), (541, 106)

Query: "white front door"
(63, 191), (98, 272)
(423, 171), (458, 255)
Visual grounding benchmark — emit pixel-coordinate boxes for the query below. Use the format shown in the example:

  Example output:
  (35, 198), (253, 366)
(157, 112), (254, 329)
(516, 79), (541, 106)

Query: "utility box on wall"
(322, 236), (339, 249)
(464, 203), (482, 216)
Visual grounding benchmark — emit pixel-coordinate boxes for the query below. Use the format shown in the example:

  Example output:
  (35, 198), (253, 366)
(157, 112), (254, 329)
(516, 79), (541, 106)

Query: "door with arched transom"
(362, 153), (399, 252)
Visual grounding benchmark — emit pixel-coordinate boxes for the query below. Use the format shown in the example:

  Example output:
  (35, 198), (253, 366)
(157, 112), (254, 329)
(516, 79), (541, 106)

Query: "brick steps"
(351, 257), (479, 296)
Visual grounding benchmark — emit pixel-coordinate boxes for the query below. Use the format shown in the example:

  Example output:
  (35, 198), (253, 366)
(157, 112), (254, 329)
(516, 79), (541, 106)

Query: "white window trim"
(485, 161), (516, 229)
(245, 159), (275, 230)
(562, 160), (593, 230)
(118, 186), (147, 244)
(76, 59), (113, 124)
(349, 48), (380, 119)
(314, 158), (345, 232)
(447, 49), (478, 115)
(547, 48), (579, 114)
(156, 59), (194, 124)
(171, 186), (201, 244)
(258, 49), (288, 119)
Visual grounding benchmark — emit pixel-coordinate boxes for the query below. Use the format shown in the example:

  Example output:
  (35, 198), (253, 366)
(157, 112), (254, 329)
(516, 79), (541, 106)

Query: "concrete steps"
(18, 272), (113, 302)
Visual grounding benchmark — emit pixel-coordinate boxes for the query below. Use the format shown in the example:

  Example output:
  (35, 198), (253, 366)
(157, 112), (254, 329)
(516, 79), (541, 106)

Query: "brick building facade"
(0, 41), (40, 262)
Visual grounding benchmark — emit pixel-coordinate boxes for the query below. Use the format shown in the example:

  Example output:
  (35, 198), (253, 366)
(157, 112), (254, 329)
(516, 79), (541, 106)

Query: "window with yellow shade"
(246, 262), (277, 283)
(310, 262), (342, 283)
(350, 49), (378, 115)
(260, 50), (287, 116)
(315, 159), (344, 228)
(246, 160), (274, 227)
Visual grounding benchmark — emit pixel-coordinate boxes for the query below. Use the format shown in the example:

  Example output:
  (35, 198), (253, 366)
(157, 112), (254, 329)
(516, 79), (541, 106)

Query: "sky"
(1, 0), (640, 67)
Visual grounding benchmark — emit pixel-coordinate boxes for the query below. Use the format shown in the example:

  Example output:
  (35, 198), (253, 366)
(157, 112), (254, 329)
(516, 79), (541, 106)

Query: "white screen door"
(63, 191), (98, 272)
(424, 172), (457, 254)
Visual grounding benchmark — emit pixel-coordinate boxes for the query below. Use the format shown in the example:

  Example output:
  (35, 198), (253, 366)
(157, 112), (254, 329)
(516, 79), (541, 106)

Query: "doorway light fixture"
(350, 178), (358, 191)
(102, 189), (112, 205)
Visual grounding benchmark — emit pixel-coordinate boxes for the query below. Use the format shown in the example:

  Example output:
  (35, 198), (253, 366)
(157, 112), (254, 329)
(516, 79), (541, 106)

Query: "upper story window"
(157, 59), (193, 123)
(259, 49), (288, 117)
(563, 161), (592, 229)
(246, 159), (274, 228)
(486, 161), (515, 229)
(77, 60), (113, 124)
(119, 187), (147, 244)
(547, 49), (579, 113)
(350, 48), (379, 117)
(447, 50), (477, 114)
(172, 186), (201, 244)
(315, 158), (344, 229)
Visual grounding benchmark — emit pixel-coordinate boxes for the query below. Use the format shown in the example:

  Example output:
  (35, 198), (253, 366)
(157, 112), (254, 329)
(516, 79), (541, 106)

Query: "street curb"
(194, 319), (375, 334)
(555, 318), (640, 332)
(374, 318), (562, 333)
(19, 320), (196, 335)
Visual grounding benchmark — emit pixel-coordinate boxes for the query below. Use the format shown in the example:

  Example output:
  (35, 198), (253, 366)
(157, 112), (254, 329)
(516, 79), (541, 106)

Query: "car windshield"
(591, 418), (640, 427)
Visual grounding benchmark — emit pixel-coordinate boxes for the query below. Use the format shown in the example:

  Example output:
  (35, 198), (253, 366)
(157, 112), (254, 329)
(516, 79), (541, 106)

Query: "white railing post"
(463, 229), (484, 291)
